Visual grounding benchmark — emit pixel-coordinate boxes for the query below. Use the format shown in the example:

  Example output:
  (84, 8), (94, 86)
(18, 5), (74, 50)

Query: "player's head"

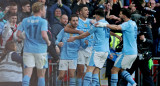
(32, 2), (46, 17)
(69, 14), (79, 28)
(119, 8), (131, 19)
(94, 9), (105, 21)
(78, 4), (89, 18)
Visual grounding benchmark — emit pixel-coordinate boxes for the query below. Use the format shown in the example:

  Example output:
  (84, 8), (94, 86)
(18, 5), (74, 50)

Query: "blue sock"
(121, 71), (136, 85)
(70, 78), (76, 86)
(38, 77), (45, 86)
(77, 78), (82, 86)
(83, 72), (92, 86)
(91, 74), (100, 86)
(22, 75), (30, 86)
(111, 74), (118, 86)
(57, 77), (62, 86)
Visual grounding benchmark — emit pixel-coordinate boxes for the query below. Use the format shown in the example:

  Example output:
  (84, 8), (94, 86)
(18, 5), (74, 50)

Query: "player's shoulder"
(40, 18), (48, 24)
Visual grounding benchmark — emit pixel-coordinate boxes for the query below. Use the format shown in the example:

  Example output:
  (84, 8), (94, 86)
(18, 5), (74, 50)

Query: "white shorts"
(77, 47), (92, 65)
(23, 52), (48, 69)
(114, 54), (137, 69)
(88, 50), (108, 68)
(59, 59), (77, 70)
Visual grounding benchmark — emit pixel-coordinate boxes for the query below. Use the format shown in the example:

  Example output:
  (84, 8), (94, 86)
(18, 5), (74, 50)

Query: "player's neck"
(79, 16), (86, 21)
(70, 25), (76, 30)
(34, 13), (41, 17)
(124, 18), (130, 22)
(97, 17), (104, 21)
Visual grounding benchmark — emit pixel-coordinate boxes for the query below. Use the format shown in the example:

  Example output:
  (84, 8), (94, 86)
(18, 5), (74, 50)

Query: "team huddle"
(15, 2), (138, 86)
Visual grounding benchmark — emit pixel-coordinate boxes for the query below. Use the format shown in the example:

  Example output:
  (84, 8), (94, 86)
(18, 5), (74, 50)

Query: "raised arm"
(64, 24), (83, 34)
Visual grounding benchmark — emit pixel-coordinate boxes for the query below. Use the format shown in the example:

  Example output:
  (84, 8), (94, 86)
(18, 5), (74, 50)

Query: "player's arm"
(110, 31), (122, 41)
(17, 30), (23, 39)
(64, 24), (83, 34)
(67, 32), (90, 42)
(42, 31), (51, 46)
(107, 24), (122, 30)
(95, 22), (122, 30)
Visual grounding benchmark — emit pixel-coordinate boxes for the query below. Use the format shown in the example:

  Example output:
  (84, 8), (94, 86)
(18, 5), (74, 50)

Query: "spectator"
(1, 13), (17, 48)
(0, 40), (23, 86)
(18, 0), (31, 23)
(47, 0), (71, 24)
(51, 14), (68, 43)
(3, 2), (18, 21)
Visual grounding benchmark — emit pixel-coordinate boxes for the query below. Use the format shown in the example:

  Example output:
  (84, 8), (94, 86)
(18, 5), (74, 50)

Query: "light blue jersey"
(18, 16), (48, 53)
(88, 19), (110, 52)
(77, 18), (94, 47)
(120, 20), (137, 55)
(55, 29), (87, 60)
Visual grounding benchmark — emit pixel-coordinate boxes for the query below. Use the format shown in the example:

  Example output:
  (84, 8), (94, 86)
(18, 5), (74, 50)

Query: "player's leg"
(120, 55), (137, 86)
(69, 60), (77, 86)
(34, 53), (48, 86)
(91, 51), (108, 86)
(22, 53), (35, 86)
(77, 50), (86, 86)
(57, 60), (68, 86)
(111, 54), (123, 86)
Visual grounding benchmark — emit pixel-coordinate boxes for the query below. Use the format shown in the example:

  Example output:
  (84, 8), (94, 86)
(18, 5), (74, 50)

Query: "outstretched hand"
(67, 36), (76, 42)
(95, 22), (107, 27)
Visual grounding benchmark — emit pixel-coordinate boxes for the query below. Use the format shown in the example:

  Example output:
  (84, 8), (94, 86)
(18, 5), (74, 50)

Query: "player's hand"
(58, 42), (63, 47)
(67, 36), (76, 42)
(90, 19), (96, 24)
(95, 22), (107, 27)
(47, 41), (51, 46)
(110, 54), (113, 60)
(116, 35), (122, 41)
(139, 35), (146, 41)
(85, 40), (88, 45)
(78, 30), (84, 34)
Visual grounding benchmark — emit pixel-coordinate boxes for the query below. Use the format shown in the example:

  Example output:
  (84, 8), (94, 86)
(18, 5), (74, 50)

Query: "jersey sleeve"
(88, 26), (96, 34)
(55, 29), (64, 45)
(120, 22), (128, 31)
(41, 19), (48, 31)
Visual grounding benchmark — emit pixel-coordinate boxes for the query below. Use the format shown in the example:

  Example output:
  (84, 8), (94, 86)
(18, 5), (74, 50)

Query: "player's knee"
(69, 73), (75, 78)
(58, 75), (64, 80)
(111, 67), (118, 74)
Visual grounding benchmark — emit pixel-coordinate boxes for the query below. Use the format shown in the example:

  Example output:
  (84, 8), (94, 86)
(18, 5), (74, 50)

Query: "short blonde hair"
(32, 2), (44, 13)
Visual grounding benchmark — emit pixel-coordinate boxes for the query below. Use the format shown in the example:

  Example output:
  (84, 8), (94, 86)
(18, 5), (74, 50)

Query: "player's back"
(21, 16), (48, 53)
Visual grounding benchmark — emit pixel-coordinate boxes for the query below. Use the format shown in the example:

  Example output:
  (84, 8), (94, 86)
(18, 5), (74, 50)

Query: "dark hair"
(21, 0), (30, 6)
(95, 9), (105, 17)
(120, 8), (131, 18)
(78, 4), (88, 12)
(9, 2), (17, 6)
(69, 14), (78, 21)
(9, 13), (17, 18)
(0, 40), (16, 62)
